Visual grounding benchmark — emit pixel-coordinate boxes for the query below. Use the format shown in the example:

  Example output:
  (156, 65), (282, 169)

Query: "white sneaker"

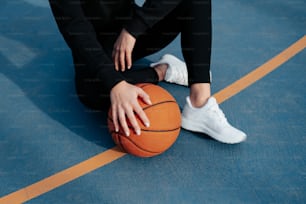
(150, 54), (188, 86)
(181, 97), (247, 144)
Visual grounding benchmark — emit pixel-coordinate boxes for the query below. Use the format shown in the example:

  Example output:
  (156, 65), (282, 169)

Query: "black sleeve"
(48, 0), (125, 91)
(124, 0), (182, 38)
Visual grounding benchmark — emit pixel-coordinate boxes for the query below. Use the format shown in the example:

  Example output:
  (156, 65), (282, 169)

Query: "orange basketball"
(108, 83), (181, 157)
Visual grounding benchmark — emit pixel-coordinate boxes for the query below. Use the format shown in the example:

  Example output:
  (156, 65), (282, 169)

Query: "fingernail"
(115, 128), (119, 132)
(145, 122), (150, 127)
(125, 131), (130, 137)
(136, 129), (141, 136)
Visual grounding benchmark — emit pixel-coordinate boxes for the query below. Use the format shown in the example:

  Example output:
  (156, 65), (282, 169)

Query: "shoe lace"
(174, 70), (187, 84)
(178, 71), (187, 83)
(167, 66), (187, 84)
(210, 104), (228, 125)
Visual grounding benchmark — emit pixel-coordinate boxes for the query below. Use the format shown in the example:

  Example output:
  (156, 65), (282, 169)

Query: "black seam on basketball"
(121, 136), (160, 154)
(107, 101), (177, 117)
(111, 130), (160, 154)
(108, 100), (178, 120)
(137, 83), (152, 89)
(143, 100), (177, 111)
(141, 127), (180, 132)
(109, 117), (180, 132)
(118, 133), (128, 153)
(123, 123), (181, 132)
(111, 130), (127, 152)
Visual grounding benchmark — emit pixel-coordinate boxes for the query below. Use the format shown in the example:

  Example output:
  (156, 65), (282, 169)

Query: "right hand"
(112, 28), (136, 72)
(110, 81), (151, 136)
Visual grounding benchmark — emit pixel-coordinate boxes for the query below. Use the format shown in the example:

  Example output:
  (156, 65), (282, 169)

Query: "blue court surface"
(0, 0), (305, 203)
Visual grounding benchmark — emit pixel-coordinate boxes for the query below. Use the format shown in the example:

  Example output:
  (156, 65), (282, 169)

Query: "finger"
(133, 103), (150, 128)
(137, 88), (152, 105)
(112, 49), (115, 61)
(126, 50), (132, 69)
(118, 107), (130, 136)
(114, 48), (119, 71)
(111, 104), (119, 132)
(119, 50), (125, 71)
(125, 108), (141, 136)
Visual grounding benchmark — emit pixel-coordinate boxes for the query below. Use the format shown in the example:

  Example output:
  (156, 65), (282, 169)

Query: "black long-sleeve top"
(49, 0), (182, 91)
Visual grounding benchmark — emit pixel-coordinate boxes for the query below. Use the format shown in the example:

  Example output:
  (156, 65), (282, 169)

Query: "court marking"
(0, 35), (305, 204)
(214, 35), (306, 103)
(22, 0), (49, 8)
(0, 147), (126, 204)
(0, 35), (37, 68)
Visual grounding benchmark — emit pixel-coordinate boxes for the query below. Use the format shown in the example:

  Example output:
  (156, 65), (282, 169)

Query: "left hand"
(112, 28), (136, 72)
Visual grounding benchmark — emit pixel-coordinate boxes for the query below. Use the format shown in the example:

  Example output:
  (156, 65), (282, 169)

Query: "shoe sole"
(181, 117), (247, 144)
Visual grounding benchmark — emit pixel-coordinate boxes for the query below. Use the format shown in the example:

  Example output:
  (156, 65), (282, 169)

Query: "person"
(49, 0), (246, 144)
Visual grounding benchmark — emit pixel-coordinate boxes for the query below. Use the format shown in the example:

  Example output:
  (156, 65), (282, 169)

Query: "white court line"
(22, 0), (49, 8)
(0, 35), (36, 68)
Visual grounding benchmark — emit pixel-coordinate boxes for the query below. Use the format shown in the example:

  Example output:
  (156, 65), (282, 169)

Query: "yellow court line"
(0, 35), (305, 204)
(214, 35), (306, 103)
(0, 147), (127, 204)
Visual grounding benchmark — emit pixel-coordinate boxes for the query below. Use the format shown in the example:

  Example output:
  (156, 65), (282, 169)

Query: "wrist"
(111, 80), (128, 92)
(122, 28), (135, 40)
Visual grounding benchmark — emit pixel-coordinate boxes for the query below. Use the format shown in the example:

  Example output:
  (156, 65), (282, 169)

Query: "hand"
(112, 28), (136, 72)
(110, 81), (151, 136)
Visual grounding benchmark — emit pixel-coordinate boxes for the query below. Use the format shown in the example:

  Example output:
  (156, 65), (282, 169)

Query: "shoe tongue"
(186, 96), (217, 109)
(205, 97), (217, 109)
(164, 66), (173, 81)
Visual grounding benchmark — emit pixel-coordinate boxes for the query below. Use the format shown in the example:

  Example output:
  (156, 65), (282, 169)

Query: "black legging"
(74, 0), (212, 110)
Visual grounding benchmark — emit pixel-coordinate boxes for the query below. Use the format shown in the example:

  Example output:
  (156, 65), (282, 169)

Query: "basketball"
(108, 83), (181, 157)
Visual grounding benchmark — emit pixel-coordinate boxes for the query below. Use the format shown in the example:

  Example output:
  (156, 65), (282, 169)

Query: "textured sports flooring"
(0, 0), (305, 203)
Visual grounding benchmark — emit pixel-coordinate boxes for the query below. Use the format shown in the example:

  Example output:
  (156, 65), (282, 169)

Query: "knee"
(181, 0), (211, 11)
(75, 76), (110, 110)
